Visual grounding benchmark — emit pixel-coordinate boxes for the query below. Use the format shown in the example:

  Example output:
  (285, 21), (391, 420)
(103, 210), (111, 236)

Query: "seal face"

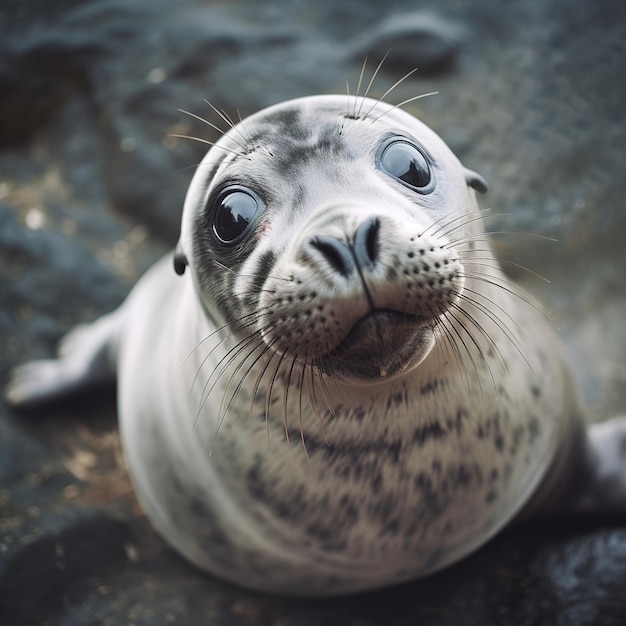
(181, 98), (472, 388)
(10, 94), (611, 596)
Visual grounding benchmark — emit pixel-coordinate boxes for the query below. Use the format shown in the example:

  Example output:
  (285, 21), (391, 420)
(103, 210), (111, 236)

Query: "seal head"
(176, 96), (481, 385)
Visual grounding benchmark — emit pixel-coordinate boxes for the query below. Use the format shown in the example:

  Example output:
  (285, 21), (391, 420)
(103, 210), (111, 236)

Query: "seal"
(6, 94), (626, 596)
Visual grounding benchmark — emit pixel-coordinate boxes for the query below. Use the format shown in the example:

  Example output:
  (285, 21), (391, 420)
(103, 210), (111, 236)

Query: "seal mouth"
(318, 310), (435, 384)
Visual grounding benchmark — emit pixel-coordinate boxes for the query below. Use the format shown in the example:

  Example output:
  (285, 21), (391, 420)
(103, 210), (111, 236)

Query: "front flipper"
(575, 417), (626, 515)
(5, 310), (122, 410)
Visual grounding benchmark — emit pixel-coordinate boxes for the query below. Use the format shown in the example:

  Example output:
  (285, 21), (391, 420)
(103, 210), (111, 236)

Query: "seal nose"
(353, 217), (380, 270)
(310, 236), (355, 277)
(309, 217), (381, 277)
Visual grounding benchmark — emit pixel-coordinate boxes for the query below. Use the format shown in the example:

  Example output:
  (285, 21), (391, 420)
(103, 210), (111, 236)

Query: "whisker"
(188, 316), (259, 403)
(352, 57), (369, 119)
(196, 330), (264, 430)
(308, 361), (330, 445)
(203, 99), (257, 154)
(369, 91), (439, 123)
(440, 310), (485, 401)
(264, 349), (289, 450)
(461, 258), (551, 284)
(432, 211), (515, 241)
(315, 366), (337, 420)
(173, 162), (214, 175)
(210, 339), (269, 452)
(281, 354), (297, 450)
(424, 208), (492, 240)
(234, 107), (255, 146)
(211, 337), (282, 454)
(447, 231), (558, 249)
(433, 316), (469, 390)
(358, 51), (391, 118)
(450, 299), (509, 375)
(185, 307), (269, 366)
(213, 259), (292, 284)
(456, 290), (532, 375)
(460, 271), (546, 318)
(249, 336), (284, 444)
(446, 308), (493, 397)
(460, 284), (523, 335)
(168, 134), (248, 159)
(204, 99), (236, 130)
(177, 108), (247, 152)
(297, 356), (310, 460)
(363, 66), (420, 120)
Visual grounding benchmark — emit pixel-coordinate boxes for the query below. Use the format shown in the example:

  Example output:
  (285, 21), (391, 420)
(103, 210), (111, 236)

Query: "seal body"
(7, 95), (624, 595)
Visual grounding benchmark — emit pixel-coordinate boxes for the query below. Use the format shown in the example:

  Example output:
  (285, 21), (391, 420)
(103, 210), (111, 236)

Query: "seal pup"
(6, 94), (626, 595)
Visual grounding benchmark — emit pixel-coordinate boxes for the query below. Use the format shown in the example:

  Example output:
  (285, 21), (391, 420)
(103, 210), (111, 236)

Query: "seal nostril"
(354, 217), (380, 269)
(310, 236), (355, 277)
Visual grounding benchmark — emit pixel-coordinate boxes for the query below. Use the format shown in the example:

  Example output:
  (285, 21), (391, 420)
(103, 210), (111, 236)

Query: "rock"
(345, 12), (463, 76)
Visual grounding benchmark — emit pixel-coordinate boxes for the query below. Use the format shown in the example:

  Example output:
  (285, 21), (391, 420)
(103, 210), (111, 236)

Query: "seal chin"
(319, 310), (436, 385)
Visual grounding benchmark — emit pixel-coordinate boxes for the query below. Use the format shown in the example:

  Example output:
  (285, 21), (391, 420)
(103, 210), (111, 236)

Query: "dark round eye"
(379, 141), (431, 190)
(213, 189), (262, 243)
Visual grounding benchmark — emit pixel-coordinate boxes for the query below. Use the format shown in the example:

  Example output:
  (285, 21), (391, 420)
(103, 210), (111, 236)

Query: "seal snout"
(256, 207), (465, 382)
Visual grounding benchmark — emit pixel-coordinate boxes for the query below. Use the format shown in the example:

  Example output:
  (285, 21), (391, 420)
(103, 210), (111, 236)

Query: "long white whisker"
(363, 66), (420, 119)
(370, 91), (439, 123)
(169, 134), (247, 159)
(178, 108), (248, 152)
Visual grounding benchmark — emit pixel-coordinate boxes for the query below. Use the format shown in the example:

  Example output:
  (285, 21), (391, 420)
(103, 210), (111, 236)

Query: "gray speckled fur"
(6, 96), (626, 596)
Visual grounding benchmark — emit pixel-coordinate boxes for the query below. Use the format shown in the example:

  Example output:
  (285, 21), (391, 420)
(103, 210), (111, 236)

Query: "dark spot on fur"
(413, 421), (447, 445)
(454, 465), (472, 488)
(411, 472), (449, 521)
(420, 379), (441, 396)
(339, 495), (360, 523)
(383, 519), (400, 536)
(259, 108), (304, 138)
(371, 472), (384, 493)
(509, 425), (525, 456)
(528, 416), (541, 442)
(271, 125), (349, 177)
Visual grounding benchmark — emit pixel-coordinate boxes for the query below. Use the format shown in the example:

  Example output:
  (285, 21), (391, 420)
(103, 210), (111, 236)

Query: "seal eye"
(380, 141), (431, 190)
(213, 189), (261, 243)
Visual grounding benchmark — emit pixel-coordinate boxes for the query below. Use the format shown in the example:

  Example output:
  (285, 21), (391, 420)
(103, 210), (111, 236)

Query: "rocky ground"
(1, 0), (625, 624)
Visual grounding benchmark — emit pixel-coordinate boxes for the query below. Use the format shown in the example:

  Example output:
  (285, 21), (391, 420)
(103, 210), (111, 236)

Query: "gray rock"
(345, 12), (463, 75)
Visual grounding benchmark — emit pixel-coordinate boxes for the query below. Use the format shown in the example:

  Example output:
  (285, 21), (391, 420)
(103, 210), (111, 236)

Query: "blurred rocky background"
(1, 0), (625, 624)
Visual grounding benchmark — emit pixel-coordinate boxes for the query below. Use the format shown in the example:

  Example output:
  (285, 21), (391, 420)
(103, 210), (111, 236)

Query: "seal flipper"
(573, 417), (626, 515)
(4, 309), (123, 410)
(522, 416), (626, 519)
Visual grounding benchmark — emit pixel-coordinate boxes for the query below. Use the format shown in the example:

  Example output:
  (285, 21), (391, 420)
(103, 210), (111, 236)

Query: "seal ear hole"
(379, 140), (432, 191)
(212, 187), (264, 244)
(173, 244), (188, 276)
(465, 168), (488, 194)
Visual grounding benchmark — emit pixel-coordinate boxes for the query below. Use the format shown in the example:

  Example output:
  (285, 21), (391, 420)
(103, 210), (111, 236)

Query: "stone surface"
(1, 0), (625, 624)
